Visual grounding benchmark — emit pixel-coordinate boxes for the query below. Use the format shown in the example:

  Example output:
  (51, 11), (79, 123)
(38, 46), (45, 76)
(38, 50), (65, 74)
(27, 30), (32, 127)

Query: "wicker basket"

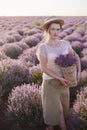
(61, 65), (77, 87)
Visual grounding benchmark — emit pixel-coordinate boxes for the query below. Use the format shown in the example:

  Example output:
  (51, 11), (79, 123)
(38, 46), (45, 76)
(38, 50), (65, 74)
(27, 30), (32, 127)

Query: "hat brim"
(42, 19), (64, 31)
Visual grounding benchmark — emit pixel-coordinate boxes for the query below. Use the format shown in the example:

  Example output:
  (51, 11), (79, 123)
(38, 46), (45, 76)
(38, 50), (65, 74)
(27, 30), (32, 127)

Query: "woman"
(36, 16), (81, 130)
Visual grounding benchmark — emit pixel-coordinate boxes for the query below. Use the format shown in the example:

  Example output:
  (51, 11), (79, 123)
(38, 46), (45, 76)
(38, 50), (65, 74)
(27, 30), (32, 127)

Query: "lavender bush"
(24, 35), (40, 47)
(14, 41), (29, 50)
(6, 35), (15, 43)
(67, 114), (86, 130)
(81, 56), (87, 70)
(12, 33), (22, 42)
(83, 34), (87, 42)
(0, 59), (31, 97)
(0, 39), (5, 46)
(30, 64), (42, 86)
(1, 44), (23, 59)
(17, 29), (24, 36)
(63, 27), (74, 35)
(80, 69), (87, 86)
(75, 25), (86, 36)
(64, 32), (81, 42)
(19, 47), (39, 67)
(81, 48), (87, 57)
(34, 32), (43, 41)
(6, 84), (43, 126)
(83, 42), (87, 48)
(71, 41), (84, 56)
(72, 86), (87, 127)
(55, 53), (77, 67)
(23, 29), (36, 36)
(0, 51), (9, 60)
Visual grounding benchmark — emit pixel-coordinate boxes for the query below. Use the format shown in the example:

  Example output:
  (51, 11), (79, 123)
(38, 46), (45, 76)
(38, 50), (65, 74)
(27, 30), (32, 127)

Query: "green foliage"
(34, 22), (41, 26)
(30, 65), (42, 86)
(2, 44), (22, 59)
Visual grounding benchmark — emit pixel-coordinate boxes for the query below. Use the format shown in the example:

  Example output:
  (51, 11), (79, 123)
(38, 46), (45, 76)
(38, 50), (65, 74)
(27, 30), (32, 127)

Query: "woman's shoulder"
(60, 40), (71, 47)
(38, 43), (47, 48)
(60, 39), (69, 44)
(37, 43), (47, 50)
(38, 43), (46, 47)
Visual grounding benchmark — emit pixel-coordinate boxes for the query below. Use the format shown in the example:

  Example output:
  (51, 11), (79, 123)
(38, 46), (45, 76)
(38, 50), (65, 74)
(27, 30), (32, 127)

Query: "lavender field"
(0, 16), (87, 130)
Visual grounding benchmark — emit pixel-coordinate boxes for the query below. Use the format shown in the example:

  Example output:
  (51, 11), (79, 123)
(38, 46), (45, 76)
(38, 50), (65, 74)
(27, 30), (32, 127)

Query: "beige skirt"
(42, 79), (69, 125)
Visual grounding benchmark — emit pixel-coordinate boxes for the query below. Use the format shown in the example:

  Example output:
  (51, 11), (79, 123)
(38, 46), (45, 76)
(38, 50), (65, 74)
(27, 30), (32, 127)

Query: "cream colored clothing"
(37, 40), (72, 80)
(42, 79), (69, 125)
(36, 40), (72, 125)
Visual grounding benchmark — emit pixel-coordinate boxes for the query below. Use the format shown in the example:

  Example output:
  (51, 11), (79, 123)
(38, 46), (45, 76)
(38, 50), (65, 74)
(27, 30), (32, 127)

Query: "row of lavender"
(0, 16), (87, 130)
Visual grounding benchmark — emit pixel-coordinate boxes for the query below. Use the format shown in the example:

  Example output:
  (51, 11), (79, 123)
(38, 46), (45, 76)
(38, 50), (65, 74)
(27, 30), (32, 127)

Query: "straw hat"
(42, 16), (64, 31)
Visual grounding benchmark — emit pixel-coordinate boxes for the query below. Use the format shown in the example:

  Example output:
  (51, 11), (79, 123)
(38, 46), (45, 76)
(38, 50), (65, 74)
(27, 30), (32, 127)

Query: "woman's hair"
(45, 21), (62, 31)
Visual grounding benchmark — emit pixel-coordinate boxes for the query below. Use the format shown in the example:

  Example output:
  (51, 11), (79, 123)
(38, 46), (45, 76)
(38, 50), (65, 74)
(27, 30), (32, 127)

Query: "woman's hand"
(58, 77), (69, 87)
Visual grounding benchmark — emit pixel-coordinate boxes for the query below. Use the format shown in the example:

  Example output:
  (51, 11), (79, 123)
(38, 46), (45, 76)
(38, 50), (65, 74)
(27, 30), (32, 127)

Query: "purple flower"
(72, 86), (87, 124)
(6, 84), (43, 126)
(55, 53), (77, 67)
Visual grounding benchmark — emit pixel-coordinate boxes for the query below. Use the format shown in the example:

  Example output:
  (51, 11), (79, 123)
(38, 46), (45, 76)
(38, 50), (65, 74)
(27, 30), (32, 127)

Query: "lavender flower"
(0, 59), (31, 97)
(73, 86), (87, 125)
(18, 47), (39, 66)
(67, 114), (85, 130)
(6, 84), (43, 126)
(55, 53), (77, 67)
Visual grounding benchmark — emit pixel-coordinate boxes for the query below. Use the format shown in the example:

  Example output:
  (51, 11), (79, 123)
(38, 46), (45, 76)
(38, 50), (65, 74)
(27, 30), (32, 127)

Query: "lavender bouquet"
(55, 53), (77, 87)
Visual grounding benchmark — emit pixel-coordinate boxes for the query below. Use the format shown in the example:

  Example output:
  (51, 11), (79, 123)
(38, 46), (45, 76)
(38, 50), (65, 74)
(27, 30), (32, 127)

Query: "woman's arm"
(39, 54), (68, 87)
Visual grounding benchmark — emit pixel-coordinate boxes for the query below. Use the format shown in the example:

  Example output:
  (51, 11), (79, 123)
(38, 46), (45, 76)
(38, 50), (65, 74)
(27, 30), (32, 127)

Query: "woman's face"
(48, 23), (60, 39)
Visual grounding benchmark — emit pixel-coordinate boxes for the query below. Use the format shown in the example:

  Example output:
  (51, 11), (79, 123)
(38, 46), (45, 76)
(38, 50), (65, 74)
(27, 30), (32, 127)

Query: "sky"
(0, 0), (87, 16)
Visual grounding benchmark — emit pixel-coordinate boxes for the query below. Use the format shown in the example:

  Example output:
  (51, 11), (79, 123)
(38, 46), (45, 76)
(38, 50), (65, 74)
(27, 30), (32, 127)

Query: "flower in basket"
(55, 53), (78, 87)
(55, 53), (77, 67)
